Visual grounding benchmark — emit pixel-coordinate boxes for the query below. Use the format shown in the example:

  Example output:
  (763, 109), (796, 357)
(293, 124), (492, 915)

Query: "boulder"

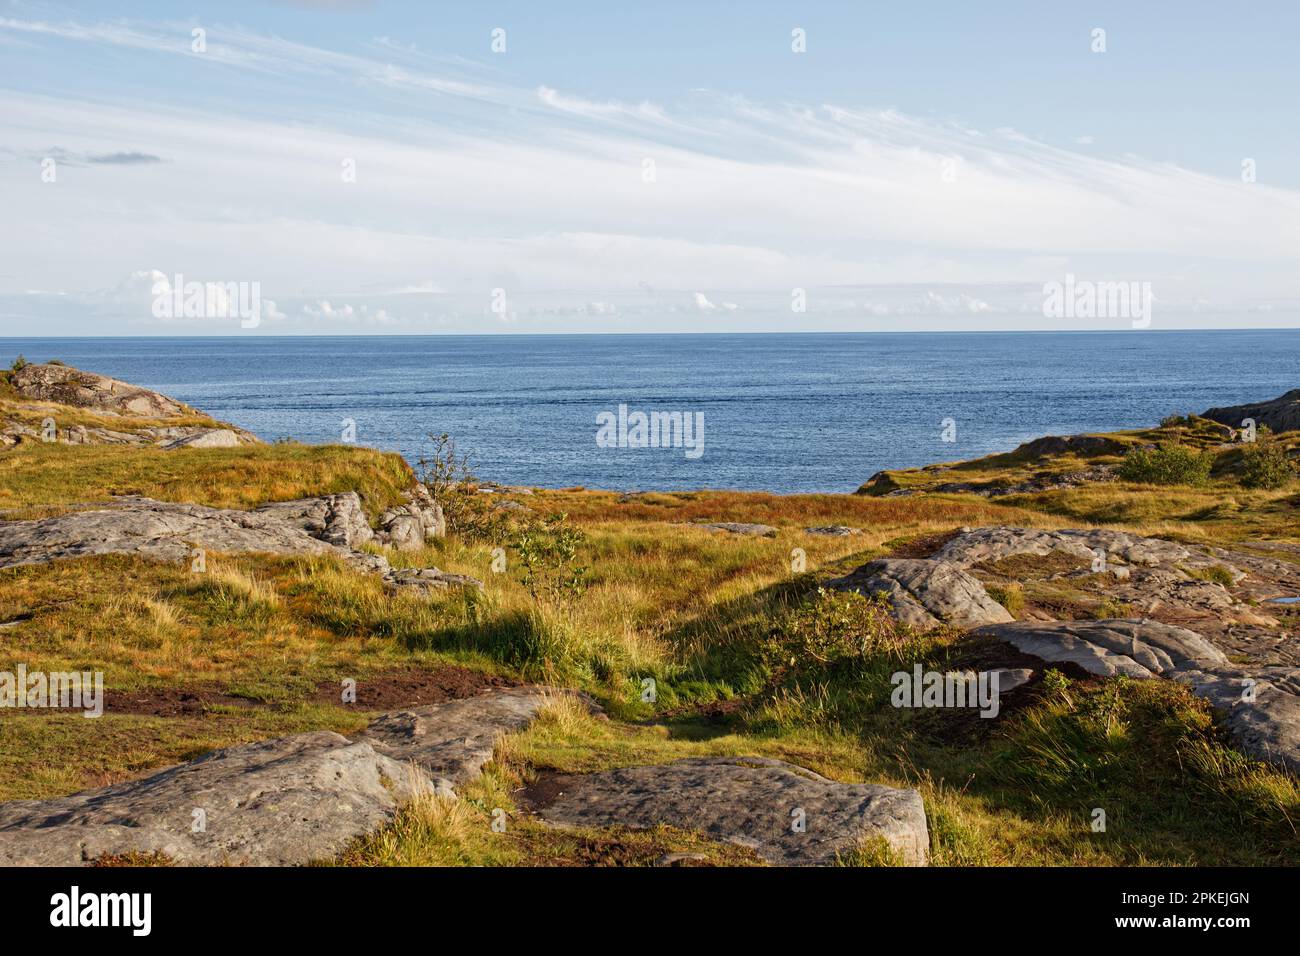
(804, 526), (861, 537)
(532, 756), (928, 866)
(0, 496), (344, 570)
(829, 558), (1014, 629)
(358, 687), (552, 795)
(376, 485), (445, 551)
(935, 526), (1243, 579)
(971, 618), (1298, 771)
(1201, 389), (1300, 435)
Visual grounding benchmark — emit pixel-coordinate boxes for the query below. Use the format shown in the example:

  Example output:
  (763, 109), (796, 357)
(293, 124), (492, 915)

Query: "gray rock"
(971, 619), (1298, 771)
(0, 731), (422, 866)
(698, 522), (778, 537)
(375, 485), (445, 550)
(992, 667), (1035, 692)
(0, 496), (345, 570)
(804, 526), (861, 537)
(1174, 671), (1300, 773)
(829, 558), (1014, 630)
(1202, 389), (1300, 435)
(0, 686), (556, 866)
(533, 756), (928, 866)
(358, 687), (552, 794)
(969, 619), (1230, 679)
(159, 428), (242, 450)
(935, 527), (1242, 579)
(384, 566), (484, 594)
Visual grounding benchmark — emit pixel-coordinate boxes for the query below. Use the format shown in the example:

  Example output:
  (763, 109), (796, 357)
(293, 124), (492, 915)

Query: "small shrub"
(10, 355), (28, 372)
(776, 588), (906, 666)
(1185, 564), (1237, 588)
(513, 512), (589, 604)
(1159, 414), (1186, 429)
(1117, 443), (1213, 486)
(1240, 440), (1293, 490)
(414, 433), (510, 541)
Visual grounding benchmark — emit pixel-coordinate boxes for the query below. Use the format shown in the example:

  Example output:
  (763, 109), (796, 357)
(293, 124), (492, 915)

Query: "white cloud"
(2, 13), (1298, 333)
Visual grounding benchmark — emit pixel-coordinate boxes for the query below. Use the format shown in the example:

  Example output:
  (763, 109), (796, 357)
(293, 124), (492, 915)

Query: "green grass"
(1, 430), (1297, 866)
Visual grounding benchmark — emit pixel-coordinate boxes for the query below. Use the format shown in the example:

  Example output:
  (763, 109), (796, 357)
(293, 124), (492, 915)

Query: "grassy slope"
(0, 435), (1295, 865)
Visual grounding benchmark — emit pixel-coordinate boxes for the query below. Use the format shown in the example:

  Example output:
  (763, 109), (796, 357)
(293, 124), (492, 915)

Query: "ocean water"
(4, 331), (1298, 494)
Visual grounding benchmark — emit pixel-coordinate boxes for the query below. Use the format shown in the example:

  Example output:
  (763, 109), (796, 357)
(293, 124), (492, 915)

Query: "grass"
(1, 427), (1297, 865)
(0, 440), (413, 518)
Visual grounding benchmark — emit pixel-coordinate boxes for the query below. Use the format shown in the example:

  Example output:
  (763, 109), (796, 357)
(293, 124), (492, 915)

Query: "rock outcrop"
(0, 687), (554, 866)
(532, 756), (929, 866)
(9, 363), (191, 418)
(935, 526), (1241, 578)
(969, 619), (1231, 679)
(2, 362), (260, 448)
(971, 618), (1299, 772)
(0, 493), (479, 592)
(374, 484), (446, 551)
(0, 494), (368, 570)
(1202, 389), (1300, 435)
(829, 558), (1014, 629)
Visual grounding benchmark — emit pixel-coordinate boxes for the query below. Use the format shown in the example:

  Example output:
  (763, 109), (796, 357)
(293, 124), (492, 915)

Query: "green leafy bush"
(1117, 443), (1213, 486)
(513, 512), (589, 604)
(1240, 440), (1294, 490)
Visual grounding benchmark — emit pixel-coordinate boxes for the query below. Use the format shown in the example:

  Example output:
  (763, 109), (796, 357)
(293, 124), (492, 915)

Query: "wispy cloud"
(1, 12), (1297, 334)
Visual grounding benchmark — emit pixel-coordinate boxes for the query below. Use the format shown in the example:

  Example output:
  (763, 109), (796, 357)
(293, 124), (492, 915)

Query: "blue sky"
(2, 0), (1298, 334)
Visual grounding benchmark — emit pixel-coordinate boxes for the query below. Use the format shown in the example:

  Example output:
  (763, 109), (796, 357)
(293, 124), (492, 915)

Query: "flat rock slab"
(0, 494), (370, 570)
(0, 686), (555, 866)
(936, 527), (1242, 580)
(0, 732), (419, 866)
(969, 618), (1230, 679)
(697, 522), (778, 537)
(804, 526), (861, 536)
(830, 558), (1014, 629)
(358, 687), (554, 794)
(532, 756), (929, 866)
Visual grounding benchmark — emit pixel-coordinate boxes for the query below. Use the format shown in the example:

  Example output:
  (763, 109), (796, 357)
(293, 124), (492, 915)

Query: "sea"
(4, 330), (1297, 494)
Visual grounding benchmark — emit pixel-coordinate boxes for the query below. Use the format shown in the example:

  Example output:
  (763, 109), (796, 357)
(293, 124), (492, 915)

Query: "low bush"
(1117, 443), (1213, 486)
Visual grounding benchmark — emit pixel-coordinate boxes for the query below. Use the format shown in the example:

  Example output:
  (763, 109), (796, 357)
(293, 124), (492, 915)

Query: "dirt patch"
(0, 665), (516, 718)
(311, 665), (514, 710)
(516, 769), (581, 811)
(105, 686), (267, 717)
(885, 528), (962, 559)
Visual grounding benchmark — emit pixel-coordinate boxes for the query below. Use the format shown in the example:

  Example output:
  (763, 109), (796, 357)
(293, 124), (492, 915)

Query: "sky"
(1, 0), (1298, 335)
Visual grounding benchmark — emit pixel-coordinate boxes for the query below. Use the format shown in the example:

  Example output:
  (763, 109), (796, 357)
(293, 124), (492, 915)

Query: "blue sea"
(4, 331), (1297, 494)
